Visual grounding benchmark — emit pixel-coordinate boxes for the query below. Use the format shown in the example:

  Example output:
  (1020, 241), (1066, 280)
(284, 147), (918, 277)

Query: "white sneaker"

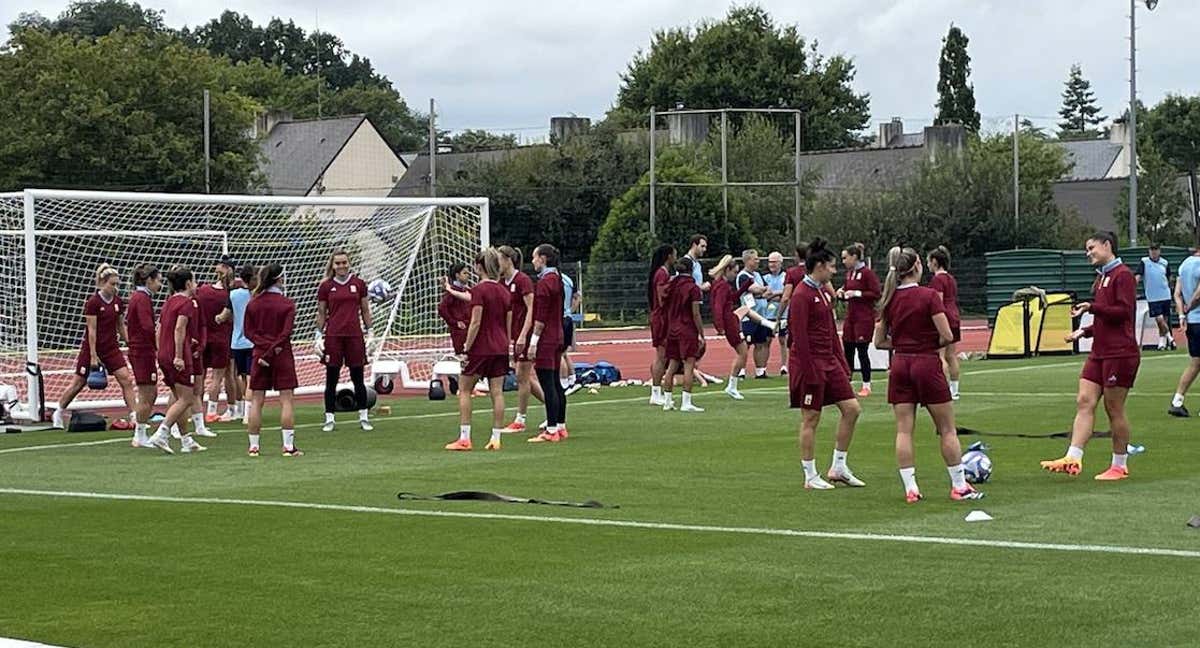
(180, 437), (206, 453)
(51, 409), (65, 430)
(804, 476), (835, 490)
(662, 400), (675, 412)
(359, 419), (374, 432)
(322, 421), (336, 432)
(779, 366), (789, 375)
(131, 432), (151, 448)
(680, 403), (704, 413)
(170, 424), (181, 440)
(951, 392), (961, 401)
(649, 395), (666, 406)
(827, 467), (866, 487)
(565, 384), (583, 396)
(194, 427), (218, 438)
(146, 431), (174, 454)
(724, 388), (744, 401)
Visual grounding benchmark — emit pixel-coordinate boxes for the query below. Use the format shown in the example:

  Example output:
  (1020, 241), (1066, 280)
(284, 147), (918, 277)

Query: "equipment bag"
(68, 411), (107, 433)
(594, 361), (621, 385)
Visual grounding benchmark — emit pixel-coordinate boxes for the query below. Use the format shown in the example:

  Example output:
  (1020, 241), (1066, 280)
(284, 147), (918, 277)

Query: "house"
(257, 113), (405, 198)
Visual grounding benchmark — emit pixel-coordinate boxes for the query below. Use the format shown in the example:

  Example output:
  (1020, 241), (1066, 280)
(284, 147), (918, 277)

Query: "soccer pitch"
(2, 354), (1198, 647)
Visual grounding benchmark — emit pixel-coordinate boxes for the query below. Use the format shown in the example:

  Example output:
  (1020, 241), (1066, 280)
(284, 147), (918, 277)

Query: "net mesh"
(0, 192), (484, 410)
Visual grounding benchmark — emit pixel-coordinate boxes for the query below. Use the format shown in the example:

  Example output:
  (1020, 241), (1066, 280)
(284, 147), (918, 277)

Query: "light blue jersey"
(684, 254), (704, 285)
(736, 269), (768, 318)
(230, 287), (252, 349)
(1139, 256), (1171, 302)
(763, 270), (785, 319)
(562, 272), (575, 317)
(1178, 256), (1200, 325)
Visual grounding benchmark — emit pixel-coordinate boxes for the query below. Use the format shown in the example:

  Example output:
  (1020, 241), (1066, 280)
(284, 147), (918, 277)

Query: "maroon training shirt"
(1083, 263), (1138, 359)
(468, 280), (511, 356)
(506, 272), (534, 341)
(883, 285), (946, 354)
(928, 271), (961, 329)
(157, 293), (198, 366)
(245, 290), (296, 359)
(317, 275), (368, 338)
(80, 292), (124, 358)
(195, 283), (232, 342)
(126, 288), (156, 353)
(666, 275), (702, 338)
(533, 270), (564, 347)
(788, 280), (846, 374)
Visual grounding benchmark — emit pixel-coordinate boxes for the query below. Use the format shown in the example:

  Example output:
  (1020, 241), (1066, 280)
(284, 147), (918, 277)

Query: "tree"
(1114, 144), (1191, 246)
(1143, 94), (1200, 177)
(8, 0), (167, 39)
(448, 130), (519, 153)
(935, 25), (980, 132)
(1058, 64), (1105, 138)
(610, 5), (870, 150)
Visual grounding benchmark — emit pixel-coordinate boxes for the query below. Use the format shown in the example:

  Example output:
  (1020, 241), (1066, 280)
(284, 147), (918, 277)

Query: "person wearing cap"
(193, 255), (235, 432)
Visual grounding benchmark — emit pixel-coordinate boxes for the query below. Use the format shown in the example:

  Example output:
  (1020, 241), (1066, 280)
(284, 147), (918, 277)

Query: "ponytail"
(804, 237), (837, 270)
(131, 264), (159, 287)
(95, 263), (119, 286)
(166, 265), (193, 293)
(647, 244), (675, 309)
(877, 246), (920, 326)
(255, 262), (284, 295)
(929, 245), (951, 271)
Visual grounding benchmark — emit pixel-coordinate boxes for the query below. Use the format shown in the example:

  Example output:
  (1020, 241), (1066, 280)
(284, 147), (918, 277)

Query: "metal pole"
(1013, 113), (1020, 235)
(1129, 0), (1139, 246)
(720, 110), (729, 224)
(429, 98), (437, 198)
(203, 89), (211, 194)
(649, 107), (656, 238)
(22, 192), (41, 418)
(794, 111), (802, 246)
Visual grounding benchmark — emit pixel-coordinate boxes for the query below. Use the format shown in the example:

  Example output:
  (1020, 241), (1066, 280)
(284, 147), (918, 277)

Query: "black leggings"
(844, 341), (871, 383)
(536, 367), (567, 428)
(324, 365), (367, 413)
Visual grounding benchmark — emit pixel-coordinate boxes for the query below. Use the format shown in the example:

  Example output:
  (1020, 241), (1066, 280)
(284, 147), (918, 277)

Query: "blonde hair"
(324, 249), (350, 280)
(475, 248), (503, 281)
(877, 246), (920, 325)
(95, 263), (119, 286)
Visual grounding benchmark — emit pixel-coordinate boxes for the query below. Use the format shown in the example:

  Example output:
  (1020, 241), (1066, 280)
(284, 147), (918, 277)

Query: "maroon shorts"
(887, 353), (951, 406)
(128, 351), (158, 386)
(250, 351), (299, 391)
(74, 347), (127, 376)
(666, 334), (702, 362)
(718, 314), (742, 349)
(651, 312), (668, 348)
(203, 338), (231, 370)
(1081, 355), (1140, 390)
(950, 325), (962, 344)
(512, 338), (532, 363)
(789, 363), (856, 410)
(534, 341), (563, 370)
(158, 359), (194, 389)
(463, 354), (510, 379)
(449, 329), (467, 355)
(324, 335), (367, 368)
(191, 348), (205, 377)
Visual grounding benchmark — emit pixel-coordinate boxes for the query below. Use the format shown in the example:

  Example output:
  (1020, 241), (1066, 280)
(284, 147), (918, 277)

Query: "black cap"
(218, 254), (236, 268)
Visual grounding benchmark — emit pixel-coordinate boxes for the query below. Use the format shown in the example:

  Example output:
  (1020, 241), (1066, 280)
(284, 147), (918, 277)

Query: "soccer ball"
(367, 278), (392, 302)
(962, 449), (993, 484)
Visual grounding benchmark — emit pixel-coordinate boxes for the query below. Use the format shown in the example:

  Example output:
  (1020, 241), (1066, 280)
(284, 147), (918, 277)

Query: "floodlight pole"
(794, 111), (802, 246)
(649, 107), (657, 238)
(1128, 0), (1139, 246)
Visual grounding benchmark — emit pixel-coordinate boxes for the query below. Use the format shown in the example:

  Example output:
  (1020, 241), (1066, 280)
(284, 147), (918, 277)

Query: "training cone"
(964, 510), (993, 522)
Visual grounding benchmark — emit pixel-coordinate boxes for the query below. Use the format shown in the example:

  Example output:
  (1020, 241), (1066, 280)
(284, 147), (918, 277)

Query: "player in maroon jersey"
(438, 262), (472, 355)
(196, 256), (235, 424)
(838, 243), (881, 397)
(52, 264), (139, 432)
(144, 266), (206, 454)
(661, 257), (705, 413)
(445, 248), (511, 451)
(1041, 231), (1140, 481)
(788, 239), (865, 490)
(498, 245), (544, 433)
(315, 250), (373, 432)
(647, 244), (676, 406)
(125, 265), (162, 448)
(875, 247), (982, 503)
(527, 244), (568, 443)
(244, 262), (301, 457)
(708, 255), (750, 400)
(926, 246), (962, 400)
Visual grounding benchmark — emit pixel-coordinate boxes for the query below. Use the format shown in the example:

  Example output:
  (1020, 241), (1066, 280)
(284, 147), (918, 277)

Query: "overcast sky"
(5, 0), (1198, 142)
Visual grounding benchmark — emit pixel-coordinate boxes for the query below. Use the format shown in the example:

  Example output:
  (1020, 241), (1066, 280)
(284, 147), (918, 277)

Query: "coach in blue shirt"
(1168, 247), (1200, 416)
(1137, 245), (1174, 351)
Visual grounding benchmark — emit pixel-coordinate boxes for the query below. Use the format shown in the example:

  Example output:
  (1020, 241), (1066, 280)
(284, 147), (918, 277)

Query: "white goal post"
(0, 189), (488, 418)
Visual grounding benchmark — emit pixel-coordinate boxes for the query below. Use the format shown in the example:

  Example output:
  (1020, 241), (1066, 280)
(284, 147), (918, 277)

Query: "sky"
(4, 0), (1198, 144)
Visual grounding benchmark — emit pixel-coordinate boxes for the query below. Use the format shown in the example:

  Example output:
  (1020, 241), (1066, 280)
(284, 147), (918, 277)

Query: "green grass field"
(2, 353), (1199, 647)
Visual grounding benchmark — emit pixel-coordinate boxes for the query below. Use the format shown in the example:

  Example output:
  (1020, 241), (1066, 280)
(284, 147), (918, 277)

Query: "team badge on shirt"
(350, 285), (358, 294)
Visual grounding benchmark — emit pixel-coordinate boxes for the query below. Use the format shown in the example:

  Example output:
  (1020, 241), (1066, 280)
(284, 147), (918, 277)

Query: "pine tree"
(1058, 64), (1105, 138)
(935, 24), (980, 132)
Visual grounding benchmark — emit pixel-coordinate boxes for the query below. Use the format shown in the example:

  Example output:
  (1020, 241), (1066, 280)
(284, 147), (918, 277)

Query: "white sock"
(663, 392), (673, 405)
(899, 467), (919, 493)
(206, 401), (217, 415)
(459, 425), (471, 442)
(515, 413), (527, 425)
(1066, 445), (1084, 461)
(651, 386), (663, 399)
(171, 423), (181, 436)
(755, 368), (766, 377)
(248, 433), (259, 449)
(727, 376), (739, 391)
(831, 449), (847, 472)
(324, 412), (335, 424)
(191, 412), (206, 432)
(560, 377), (571, 389)
(490, 428), (502, 443)
(282, 428), (294, 450)
(359, 409), (369, 422)
(863, 382), (871, 390)
(154, 423), (168, 438)
(949, 380), (960, 394)
(801, 459), (818, 481)
(1172, 393), (1185, 408)
(1112, 453), (1128, 469)
(241, 400), (250, 416)
(948, 464), (967, 490)
(682, 392), (693, 407)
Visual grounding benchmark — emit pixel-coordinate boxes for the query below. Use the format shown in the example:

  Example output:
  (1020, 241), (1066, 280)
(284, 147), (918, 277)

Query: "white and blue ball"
(367, 278), (393, 302)
(962, 449), (993, 484)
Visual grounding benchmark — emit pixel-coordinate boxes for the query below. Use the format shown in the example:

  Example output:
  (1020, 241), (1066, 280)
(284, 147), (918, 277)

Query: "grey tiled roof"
(259, 115), (366, 195)
(1057, 139), (1122, 181)
(797, 146), (927, 191)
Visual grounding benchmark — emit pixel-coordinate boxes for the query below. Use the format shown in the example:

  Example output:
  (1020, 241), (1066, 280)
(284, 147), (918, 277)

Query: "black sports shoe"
(1168, 405), (1190, 418)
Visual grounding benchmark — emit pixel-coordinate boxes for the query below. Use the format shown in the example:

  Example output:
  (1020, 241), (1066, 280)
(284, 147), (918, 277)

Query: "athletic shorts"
(128, 351), (158, 386)
(718, 315), (743, 349)
(232, 348), (253, 376)
(535, 340), (564, 371)
(463, 354), (509, 379)
(562, 316), (575, 349)
(158, 359), (194, 389)
(191, 348), (205, 377)
(651, 312), (668, 348)
(666, 333), (702, 362)
(75, 347), (127, 377)
(1188, 323), (1200, 358)
(449, 329), (467, 355)
(203, 338), (230, 370)
(950, 325), (962, 344)
(741, 320), (773, 345)
(249, 351), (299, 391)
(1148, 299), (1171, 319)
(789, 363), (855, 410)
(323, 335), (367, 368)
(887, 353), (951, 406)
(1081, 356), (1140, 390)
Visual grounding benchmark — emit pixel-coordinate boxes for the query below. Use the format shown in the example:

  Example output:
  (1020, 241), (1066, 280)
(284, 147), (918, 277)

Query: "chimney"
(877, 117), (904, 148)
(550, 116), (591, 144)
(252, 110), (294, 138)
(922, 124), (966, 163)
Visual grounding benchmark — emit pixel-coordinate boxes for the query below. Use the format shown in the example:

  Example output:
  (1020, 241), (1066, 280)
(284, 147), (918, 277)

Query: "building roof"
(259, 114), (367, 195)
(389, 147), (548, 197)
(1058, 139), (1123, 181)
(797, 145), (927, 192)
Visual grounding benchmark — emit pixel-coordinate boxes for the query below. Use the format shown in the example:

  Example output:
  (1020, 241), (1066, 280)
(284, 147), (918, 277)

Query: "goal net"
(0, 190), (487, 417)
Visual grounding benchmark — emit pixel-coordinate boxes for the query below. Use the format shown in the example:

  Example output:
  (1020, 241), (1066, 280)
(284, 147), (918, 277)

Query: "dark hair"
(132, 264), (159, 287)
(928, 245), (951, 271)
(843, 242), (866, 261)
(647, 244), (676, 309)
(804, 237), (837, 270)
(674, 257), (694, 276)
(255, 262), (283, 295)
(533, 243), (559, 268)
(1149, 244), (1161, 251)
(166, 265), (193, 292)
(498, 245), (522, 267)
(690, 234), (707, 248)
(1088, 231), (1118, 250)
(447, 262), (467, 280)
(238, 263), (257, 286)
(794, 242), (808, 261)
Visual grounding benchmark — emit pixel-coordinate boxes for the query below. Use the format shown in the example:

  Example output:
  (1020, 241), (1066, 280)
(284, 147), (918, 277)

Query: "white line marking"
(1, 487), (1197, 559)
(0, 638), (70, 648)
(0, 438), (130, 455)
